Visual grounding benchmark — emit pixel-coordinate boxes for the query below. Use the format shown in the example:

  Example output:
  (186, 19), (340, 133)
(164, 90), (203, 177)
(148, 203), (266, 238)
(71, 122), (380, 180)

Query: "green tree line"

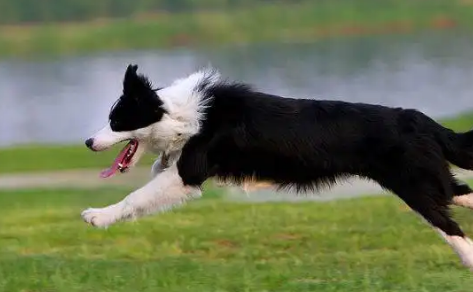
(0, 0), (304, 24)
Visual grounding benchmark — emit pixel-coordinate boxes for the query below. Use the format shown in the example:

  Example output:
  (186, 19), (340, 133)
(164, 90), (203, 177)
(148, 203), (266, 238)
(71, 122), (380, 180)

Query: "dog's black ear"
(125, 64), (138, 78)
(128, 64), (138, 73)
(123, 64), (139, 92)
(123, 64), (154, 97)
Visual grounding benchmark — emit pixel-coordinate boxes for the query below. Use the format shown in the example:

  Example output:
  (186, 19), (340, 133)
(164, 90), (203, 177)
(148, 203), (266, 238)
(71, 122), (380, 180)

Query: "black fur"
(109, 65), (166, 132)
(176, 81), (473, 238)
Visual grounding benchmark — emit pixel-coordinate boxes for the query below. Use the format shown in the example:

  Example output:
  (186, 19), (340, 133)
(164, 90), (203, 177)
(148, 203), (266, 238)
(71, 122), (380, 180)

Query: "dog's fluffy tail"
(439, 127), (473, 170)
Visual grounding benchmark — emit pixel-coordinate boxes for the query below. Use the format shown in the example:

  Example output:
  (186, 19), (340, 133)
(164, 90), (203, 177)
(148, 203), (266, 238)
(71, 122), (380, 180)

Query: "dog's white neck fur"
(148, 68), (220, 153)
(159, 68), (219, 121)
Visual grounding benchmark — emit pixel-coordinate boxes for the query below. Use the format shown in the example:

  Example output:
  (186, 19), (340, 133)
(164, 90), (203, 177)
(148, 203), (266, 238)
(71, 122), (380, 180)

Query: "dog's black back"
(178, 82), (473, 238)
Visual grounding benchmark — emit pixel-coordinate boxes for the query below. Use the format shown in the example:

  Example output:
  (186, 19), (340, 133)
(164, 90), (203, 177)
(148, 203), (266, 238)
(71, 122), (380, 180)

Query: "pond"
(1, 30), (472, 147)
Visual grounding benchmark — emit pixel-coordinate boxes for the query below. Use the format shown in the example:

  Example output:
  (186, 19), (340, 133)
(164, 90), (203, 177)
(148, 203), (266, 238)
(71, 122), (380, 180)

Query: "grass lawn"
(2, 111), (472, 174)
(0, 143), (157, 174)
(441, 111), (473, 133)
(0, 0), (472, 58)
(1, 186), (473, 291)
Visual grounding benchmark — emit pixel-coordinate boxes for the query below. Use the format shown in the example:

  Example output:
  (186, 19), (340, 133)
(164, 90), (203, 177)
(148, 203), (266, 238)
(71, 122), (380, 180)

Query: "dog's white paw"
(81, 207), (121, 228)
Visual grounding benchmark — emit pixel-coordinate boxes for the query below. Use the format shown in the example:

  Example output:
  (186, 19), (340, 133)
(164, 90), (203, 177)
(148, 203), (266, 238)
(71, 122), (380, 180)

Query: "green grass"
(0, 0), (472, 58)
(441, 111), (473, 133)
(0, 143), (156, 174)
(1, 187), (473, 291)
(2, 111), (472, 174)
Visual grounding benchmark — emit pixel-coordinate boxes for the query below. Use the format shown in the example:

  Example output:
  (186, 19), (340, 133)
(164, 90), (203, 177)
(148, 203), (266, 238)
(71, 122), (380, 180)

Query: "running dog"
(83, 64), (473, 272)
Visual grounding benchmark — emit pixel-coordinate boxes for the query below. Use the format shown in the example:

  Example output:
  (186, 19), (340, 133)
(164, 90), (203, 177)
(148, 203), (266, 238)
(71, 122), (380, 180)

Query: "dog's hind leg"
(390, 179), (473, 272)
(414, 203), (473, 271)
(451, 177), (473, 209)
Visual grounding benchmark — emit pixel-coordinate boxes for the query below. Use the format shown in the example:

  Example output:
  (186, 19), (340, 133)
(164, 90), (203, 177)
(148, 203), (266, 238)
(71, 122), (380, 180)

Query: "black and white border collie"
(84, 64), (473, 272)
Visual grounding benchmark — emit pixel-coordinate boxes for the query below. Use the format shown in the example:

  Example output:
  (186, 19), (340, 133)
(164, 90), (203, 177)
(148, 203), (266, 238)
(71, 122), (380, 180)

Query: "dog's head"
(85, 64), (217, 178)
(85, 64), (170, 178)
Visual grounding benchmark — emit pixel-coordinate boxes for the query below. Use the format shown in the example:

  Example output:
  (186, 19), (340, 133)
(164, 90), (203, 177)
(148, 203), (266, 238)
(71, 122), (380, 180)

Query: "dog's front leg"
(81, 164), (201, 228)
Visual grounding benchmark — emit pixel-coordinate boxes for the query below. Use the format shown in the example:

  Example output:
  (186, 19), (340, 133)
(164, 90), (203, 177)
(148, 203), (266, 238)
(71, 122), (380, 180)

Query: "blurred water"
(1, 31), (472, 147)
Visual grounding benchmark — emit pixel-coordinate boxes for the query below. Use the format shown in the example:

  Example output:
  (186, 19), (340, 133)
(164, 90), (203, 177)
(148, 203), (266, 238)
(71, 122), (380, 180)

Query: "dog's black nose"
(85, 138), (94, 149)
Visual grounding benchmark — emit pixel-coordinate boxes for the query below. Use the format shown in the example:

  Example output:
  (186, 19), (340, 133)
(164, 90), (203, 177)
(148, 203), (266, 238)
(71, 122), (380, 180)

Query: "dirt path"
(2, 168), (473, 202)
(0, 168), (151, 190)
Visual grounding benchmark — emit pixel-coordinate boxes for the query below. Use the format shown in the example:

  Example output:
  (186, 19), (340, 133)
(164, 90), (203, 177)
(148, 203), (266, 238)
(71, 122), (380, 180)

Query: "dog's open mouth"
(100, 139), (139, 178)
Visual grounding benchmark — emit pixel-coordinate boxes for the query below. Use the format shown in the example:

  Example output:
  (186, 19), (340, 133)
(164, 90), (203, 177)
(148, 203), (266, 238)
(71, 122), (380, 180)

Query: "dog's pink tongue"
(100, 143), (132, 178)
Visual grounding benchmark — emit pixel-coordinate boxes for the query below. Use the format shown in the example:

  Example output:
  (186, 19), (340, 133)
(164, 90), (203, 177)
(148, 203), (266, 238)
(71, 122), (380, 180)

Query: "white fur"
(88, 124), (149, 168)
(83, 68), (219, 227)
(435, 229), (473, 271)
(88, 124), (133, 151)
(453, 193), (473, 209)
(159, 68), (218, 121)
(82, 164), (201, 227)
(153, 69), (217, 145)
